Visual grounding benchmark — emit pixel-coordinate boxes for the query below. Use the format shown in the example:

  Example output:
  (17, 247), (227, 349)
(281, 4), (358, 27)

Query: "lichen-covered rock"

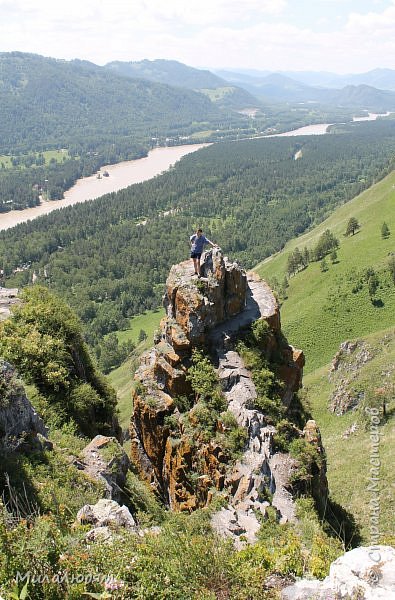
(130, 386), (174, 492)
(0, 360), (49, 451)
(163, 436), (226, 511)
(164, 249), (247, 346)
(130, 251), (309, 521)
(81, 435), (130, 501)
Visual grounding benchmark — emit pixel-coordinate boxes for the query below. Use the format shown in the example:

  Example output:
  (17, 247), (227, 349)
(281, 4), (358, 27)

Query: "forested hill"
(105, 59), (261, 110)
(2, 118), (395, 348)
(0, 52), (229, 154)
(106, 59), (226, 89)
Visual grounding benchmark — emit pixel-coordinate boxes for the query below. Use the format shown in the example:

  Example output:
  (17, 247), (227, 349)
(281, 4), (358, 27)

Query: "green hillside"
(105, 58), (262, 110)
(256, 171), (395, 545)
(0, 52), (225, 154)
(0, 52), (248, 211)
(303, 327), (395, 543)
(256, 170), (395, 373)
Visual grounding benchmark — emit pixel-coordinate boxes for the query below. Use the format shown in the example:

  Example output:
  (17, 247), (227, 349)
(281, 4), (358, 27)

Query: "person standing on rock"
(189, 228), (217, 278)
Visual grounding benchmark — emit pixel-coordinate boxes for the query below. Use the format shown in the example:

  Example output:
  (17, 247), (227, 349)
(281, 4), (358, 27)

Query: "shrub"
(251, 319), (271, 347)
(173, 395), (192, 413)
(251, 395), (285, 423)
(0, 287), (117, 437)
(273, 419), (300, 452)
(289, 438), (323, 491)
(186, 350), (219, 402)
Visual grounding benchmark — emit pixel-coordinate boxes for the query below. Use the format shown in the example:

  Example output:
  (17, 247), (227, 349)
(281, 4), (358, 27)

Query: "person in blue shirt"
(189, 228), (217, 277)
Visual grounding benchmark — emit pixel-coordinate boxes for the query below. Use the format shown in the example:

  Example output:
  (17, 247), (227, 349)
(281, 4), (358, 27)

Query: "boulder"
(211, 505), (262, 549)
(76, 498), (137, 543)
(282, 545), (395, 600)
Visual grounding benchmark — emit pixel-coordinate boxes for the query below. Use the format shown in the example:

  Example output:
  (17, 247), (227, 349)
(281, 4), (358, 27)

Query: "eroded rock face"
(80, 435), (130, 501)
(130, 250), (311, 524)
(0, 360), (49, 452)
(164, 249), (247, 347)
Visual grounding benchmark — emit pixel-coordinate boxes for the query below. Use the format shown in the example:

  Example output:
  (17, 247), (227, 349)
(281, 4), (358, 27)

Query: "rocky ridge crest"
(130, 250), (327, 542)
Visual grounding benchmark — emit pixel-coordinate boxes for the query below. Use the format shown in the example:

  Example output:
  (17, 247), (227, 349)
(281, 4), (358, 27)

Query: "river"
(0, 144), (209, 232)
(0, 113), (391, 232)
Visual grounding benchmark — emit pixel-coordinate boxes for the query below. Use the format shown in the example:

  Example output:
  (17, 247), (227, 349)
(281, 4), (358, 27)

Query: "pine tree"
(138, 329), (148, 342)
(286, 253), (296, 277)
(381, 222), (390, 239)
(345, 217), (360, 236)
(320, 258), (328, 272)
(368, 273), (379, 299)
(302, 246), (310, 268)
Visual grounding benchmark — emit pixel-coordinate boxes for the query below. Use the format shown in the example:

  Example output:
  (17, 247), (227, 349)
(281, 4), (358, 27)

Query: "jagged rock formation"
(282, 545), (395, 600)
(77, 435), (130, 501)
(0, 359), (49, 451)
(130, 250), (326, 537)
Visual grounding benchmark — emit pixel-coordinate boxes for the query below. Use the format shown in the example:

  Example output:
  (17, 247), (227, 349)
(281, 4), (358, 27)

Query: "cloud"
(0, 0), (394, 72)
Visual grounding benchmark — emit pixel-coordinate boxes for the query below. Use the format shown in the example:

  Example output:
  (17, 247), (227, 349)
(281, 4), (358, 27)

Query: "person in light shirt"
(189, 228), (217, 278)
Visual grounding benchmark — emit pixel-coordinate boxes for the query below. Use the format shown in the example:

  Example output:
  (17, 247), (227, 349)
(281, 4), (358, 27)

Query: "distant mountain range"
(216, 67), (395, 91)
(215, 69), (395, 110)
(1, 52), (394, 158)
(105, 60), (395, 111)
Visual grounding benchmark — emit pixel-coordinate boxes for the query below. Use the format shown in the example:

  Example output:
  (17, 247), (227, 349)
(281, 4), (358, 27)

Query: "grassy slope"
(255, 171), (395, 544)
(255, 170), (395, 373)
(108, 308), (164, 429)
(304, 327), (394, 543)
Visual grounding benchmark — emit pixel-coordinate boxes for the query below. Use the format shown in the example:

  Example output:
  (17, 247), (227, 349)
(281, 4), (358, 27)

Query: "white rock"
(77, 499), (136, 531)
(282, 545), (395, 600)
(329, 545), (395, 600)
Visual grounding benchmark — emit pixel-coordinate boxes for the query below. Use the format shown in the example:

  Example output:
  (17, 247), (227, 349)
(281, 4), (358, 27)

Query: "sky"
(1, 0), (394, 74)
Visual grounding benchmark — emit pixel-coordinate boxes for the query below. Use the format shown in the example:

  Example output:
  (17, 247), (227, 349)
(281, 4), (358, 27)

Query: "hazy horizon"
(1, 0), (394, 75)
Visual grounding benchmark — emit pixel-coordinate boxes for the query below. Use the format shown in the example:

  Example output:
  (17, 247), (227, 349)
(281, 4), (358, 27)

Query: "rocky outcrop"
(130, 250), (317, 531)
(130, 250), (251, 505)
(0, 287), (19, 322)
(282, 545), (395, 600)
(0, 360), (49, 452)
(76, 498), (137, 543)
(329, 340), (373, 414)
(79, 435), (130, 501)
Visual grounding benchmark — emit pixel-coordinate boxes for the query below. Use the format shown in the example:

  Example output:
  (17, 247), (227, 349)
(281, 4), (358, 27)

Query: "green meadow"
(256, 170), (395, 373)
(109, 308), (164, 429)
(256, 170), (395, 544)
(0, 149), (70, 170)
